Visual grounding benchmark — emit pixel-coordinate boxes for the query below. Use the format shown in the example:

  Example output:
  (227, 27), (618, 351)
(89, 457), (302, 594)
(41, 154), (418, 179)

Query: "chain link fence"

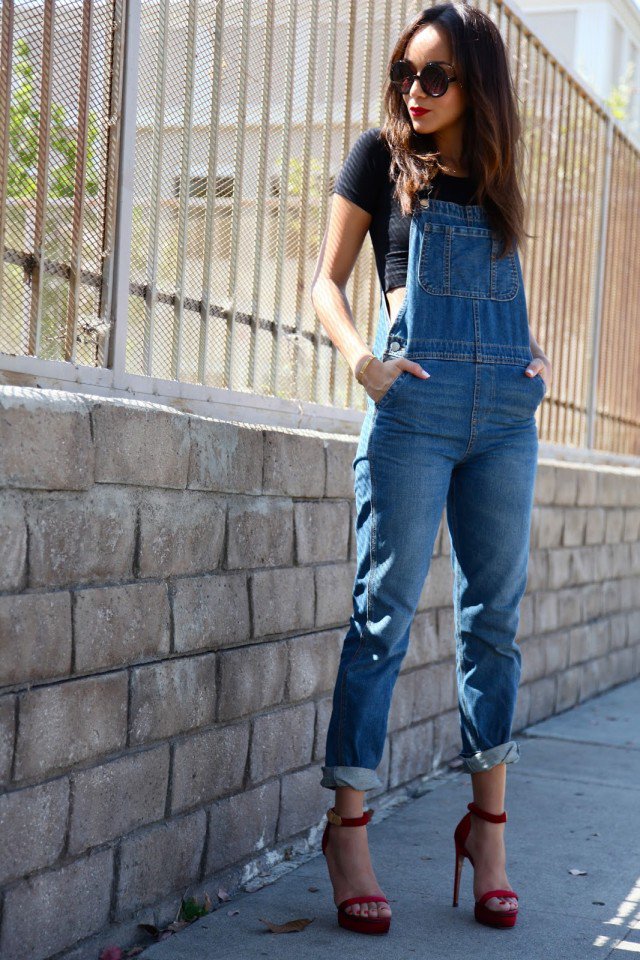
(0, 0), (639, 453)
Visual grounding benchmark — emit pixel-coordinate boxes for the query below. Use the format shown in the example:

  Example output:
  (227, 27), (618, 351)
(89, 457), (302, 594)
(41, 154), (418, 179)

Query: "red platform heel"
(453, 801), (519, 928)
(321, 806), (391, 935)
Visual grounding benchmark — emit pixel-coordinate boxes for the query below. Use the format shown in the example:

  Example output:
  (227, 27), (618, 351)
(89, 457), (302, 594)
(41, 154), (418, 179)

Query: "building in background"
(517, 0), (640, 144)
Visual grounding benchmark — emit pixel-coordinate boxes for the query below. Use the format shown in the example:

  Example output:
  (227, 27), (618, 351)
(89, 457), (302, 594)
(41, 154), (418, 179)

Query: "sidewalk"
(139, 677), (640, 960)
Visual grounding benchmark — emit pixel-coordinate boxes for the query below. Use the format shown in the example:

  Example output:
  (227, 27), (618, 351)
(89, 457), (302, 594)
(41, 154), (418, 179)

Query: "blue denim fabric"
(321, 198), (546, 792)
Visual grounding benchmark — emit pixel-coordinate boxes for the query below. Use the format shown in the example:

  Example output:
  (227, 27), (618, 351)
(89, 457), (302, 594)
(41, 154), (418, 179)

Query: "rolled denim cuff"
(320, 765), (383, 791)
(458, 739), (520, 774)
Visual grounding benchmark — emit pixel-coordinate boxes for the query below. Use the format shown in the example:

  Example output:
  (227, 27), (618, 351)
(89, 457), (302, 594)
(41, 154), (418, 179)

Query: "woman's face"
(400, 23), (468, 139)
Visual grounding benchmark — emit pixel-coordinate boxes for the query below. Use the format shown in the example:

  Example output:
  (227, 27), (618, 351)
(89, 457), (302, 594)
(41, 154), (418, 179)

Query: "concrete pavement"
(139, 677), (640, 960)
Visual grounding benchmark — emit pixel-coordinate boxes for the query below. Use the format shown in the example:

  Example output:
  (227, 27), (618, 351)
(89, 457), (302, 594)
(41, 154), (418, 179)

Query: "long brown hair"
(381, 1), (528, 257)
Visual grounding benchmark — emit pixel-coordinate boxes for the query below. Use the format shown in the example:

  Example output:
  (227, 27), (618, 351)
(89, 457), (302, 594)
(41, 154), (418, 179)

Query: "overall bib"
(321, 196), (546, 792)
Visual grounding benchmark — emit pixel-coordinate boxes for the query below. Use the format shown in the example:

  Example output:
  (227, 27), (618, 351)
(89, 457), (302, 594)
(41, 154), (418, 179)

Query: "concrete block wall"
(1, 385), (639, 960)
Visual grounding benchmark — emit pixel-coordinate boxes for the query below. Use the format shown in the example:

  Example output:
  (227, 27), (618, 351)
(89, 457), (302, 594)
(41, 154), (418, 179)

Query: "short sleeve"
(332, 128), (386, 216)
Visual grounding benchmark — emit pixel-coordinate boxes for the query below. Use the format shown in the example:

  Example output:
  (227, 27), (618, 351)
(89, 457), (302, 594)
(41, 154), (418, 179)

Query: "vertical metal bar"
(143, 0), (170, 376)
(172, 0), (199, 380)
(247, 0), (273, 393)
(271, 0), (298, 398)
(99, 0), (127, 350)
(555, 78), (576, 447)
(616, 142), (636, 454)
(346, 0), (375, 411)
(585, 113), (614, 450)
(199, 0), (224, 386)
(0, 0), (14, 324)
(327, 0), (356, 407)
(65, 0), (93, 362)
(29, 0), (55, 356)
(108, 0), (142, 382)
(569, 90), (590, 446)
(223, 0), (251, 392)
(292, 0), (319, 402)
(310, 0), (338, 405)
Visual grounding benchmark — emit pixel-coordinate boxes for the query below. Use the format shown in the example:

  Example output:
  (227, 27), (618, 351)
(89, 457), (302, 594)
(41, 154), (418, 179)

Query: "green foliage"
(605, 60), (635, 121)
(7, 37), (100, 199)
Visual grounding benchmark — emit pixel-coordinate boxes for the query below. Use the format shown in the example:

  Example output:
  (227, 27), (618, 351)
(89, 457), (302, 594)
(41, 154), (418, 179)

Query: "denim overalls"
(321, 196), (546, 792)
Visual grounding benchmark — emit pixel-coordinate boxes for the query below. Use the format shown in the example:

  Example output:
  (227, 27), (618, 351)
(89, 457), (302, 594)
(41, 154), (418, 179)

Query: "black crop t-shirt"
(332, 126), (480, 292)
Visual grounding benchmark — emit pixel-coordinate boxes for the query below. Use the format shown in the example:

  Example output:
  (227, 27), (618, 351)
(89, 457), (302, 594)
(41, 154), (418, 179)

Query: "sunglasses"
(389, 59), (460, 97)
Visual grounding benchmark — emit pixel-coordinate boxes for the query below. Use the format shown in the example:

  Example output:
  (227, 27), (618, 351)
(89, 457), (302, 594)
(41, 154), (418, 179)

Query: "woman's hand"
(359, 357), (430, 405)
(525, 354), (552, 391)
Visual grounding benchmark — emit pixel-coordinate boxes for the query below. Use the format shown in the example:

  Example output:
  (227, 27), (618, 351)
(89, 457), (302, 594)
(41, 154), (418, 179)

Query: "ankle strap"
(326, 806), (374, 827)
(467, 801), (507, 823)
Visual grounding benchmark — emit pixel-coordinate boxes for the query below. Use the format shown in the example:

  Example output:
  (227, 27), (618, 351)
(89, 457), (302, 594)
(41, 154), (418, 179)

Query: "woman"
(310, 1), (551, 937)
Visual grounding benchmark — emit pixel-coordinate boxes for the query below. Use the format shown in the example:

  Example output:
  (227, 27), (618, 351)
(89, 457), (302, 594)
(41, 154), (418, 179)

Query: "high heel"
(452, 801), (519, 928)
(321, 806), (391, 935)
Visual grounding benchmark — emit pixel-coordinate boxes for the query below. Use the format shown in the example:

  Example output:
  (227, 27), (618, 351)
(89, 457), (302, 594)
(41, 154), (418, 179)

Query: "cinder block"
(206, 780), (280, 873)
(315, 561), (356, 629)
(325, 437), (357, 499)
(0, 591), (72, 685)
(534, 462), (556, 505)
(389, 670), (419, 732)
(405, 609), (440, 668)
(27, 487), (136, 588)
(535, 506), (564, 549)
(116, 811), (206, 917)
(421, 555), (454, 609)
(597, 469), (624, 507)
(569, 621), (610, 665)
(553, 465), (578, 506)
(433, 708), (460, 769)
(605, 508), (625, 544)
(91, 399), (191, 487)
(313, 697), (332, 762)
(226, 496), (294, 569)
(563, 507), (587, 547)
(585, 507), (607, 545)
(139, 490), (226, 577)
(0, 849), (112, 960)
(188, 417), (264, 494)
(171, 722), (249, 812)
(74, 581), (170, 671)
(543, 629), (570, 674)
(555, 587), (583, 628)
(0, 491), (27, 590)
(287, 629), (342, 702)
(294, 500), (351, 564)
(389, 720), (434, 788)
(0, 387), (93, 490)
(262, 430), (325, 497)
(14, 673), (128, 781)
(173, 572), (250, 653)
(278, 764), (328, 839)
(556, 666), (581, 712)
(527, 675), (556, 724)
(69, 745), (170, 854)
(520, 635), (546, 683)
(623, 508), (640, 543)
(576, 468), (598, 507)
(217, 642), (287, 720)
(249, 702), (316, 783)
(512, 682), (531, 731)
(0, 778), (68, 884)
(0, 694), (15, 785)
(547, 550), (572, 590)
(250, 566), (315, 638)
(130, 654), (217, 745)
(534, 591), (560, 634)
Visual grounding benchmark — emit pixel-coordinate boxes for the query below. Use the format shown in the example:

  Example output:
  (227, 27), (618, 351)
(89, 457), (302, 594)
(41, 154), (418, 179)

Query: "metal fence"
(0, 0), (639, 454)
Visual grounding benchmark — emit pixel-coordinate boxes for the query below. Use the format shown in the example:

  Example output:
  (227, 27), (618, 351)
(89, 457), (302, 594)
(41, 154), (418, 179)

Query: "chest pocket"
(418, 222), (519, 300)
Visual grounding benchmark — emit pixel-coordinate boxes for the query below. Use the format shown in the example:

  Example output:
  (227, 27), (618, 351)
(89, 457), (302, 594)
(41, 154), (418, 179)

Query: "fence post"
(585, 113), (614, 450)
(108, 0), (141, 384)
